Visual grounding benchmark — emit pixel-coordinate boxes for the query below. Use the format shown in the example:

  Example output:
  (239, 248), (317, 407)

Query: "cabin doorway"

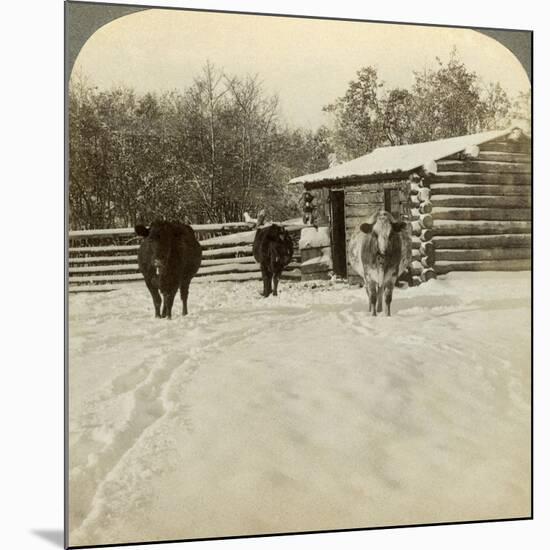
(330, 190), (347, 277)
(384, 188), (401, 219)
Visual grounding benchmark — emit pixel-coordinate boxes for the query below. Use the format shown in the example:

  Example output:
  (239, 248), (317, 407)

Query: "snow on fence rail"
(68, 222), (305, 293)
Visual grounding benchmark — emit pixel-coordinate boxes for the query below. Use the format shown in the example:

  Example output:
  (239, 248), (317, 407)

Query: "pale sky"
(72, 8), (530, 129)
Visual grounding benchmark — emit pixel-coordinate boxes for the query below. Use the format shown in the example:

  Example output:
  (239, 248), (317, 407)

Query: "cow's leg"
(376, 287), (383, 313)
(272, 271), (281, 296)
(162, 290), (177, 320)
(265, 269), (273, 297)
(384, 279), (395, 316)
(160, 293), (167, 318)
(261, 265), (272, 297)
(145, 280), (162, 318)
(368, 280), (378, 316)
(365, 280), (373, 313)
(180, 278), (191, 316)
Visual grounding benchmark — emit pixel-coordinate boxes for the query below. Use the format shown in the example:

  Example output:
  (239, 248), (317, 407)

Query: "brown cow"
(135, 221), (202, 319)
(253, 224), (294, 297)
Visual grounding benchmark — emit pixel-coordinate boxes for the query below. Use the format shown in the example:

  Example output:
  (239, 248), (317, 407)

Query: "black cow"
(135, 221), (202, 319)
(253, 224), (294, 297)
(348, 210), (411, 316)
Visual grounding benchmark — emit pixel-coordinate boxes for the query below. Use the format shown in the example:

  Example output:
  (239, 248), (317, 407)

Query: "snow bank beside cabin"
(68, 272), (531, 547)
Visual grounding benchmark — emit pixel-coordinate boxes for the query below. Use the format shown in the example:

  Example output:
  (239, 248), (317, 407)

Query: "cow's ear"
(359, 223), (373, 234)
(392, 222), (407, 233)
(135, 224), (149, 237)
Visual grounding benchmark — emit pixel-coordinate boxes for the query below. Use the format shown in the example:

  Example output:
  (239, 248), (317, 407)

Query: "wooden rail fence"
(68, 222), (304, 293)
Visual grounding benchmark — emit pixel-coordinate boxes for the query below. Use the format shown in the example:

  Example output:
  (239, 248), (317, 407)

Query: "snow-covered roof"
(289, 128), (524, 185)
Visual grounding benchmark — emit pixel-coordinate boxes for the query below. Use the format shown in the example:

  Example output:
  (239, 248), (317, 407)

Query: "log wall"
(426, 135), (532, 273)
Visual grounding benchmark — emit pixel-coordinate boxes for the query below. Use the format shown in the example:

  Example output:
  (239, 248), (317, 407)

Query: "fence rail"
(68, 222), (305, 293)
(68, 222), (258, 240)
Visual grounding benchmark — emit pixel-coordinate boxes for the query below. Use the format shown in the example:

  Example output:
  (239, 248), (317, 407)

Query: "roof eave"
(291, 169), (415, 189)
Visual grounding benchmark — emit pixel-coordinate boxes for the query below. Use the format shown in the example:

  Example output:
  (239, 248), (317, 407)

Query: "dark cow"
(253, 224), (294, 297)
(348, 210), (412, 316)
(135, 220), (202, 319)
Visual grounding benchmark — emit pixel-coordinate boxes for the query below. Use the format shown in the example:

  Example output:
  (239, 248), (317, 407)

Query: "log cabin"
(289, 127), (531, 284)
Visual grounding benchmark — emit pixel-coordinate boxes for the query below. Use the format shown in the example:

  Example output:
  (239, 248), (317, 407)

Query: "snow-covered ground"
(68, 272), (531, 547)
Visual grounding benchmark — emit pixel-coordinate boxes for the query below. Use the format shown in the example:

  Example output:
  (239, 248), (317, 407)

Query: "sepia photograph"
(66, 2), (532, 547)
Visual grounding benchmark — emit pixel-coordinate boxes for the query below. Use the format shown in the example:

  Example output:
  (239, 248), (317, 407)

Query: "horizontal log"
(202, 255), (256, 266)
(202, 245), (253, 258)
(431, 207), (531, 221)
(436, 248), (531, 261)
(68, 222), (257, 240)
(300, 260), (331, 275)
(479, 141), (531, 154)
(199, 230), (256, 248)
(435, 259), (531, 274)
(69, 273), (144, 283)
(430, 183), (531, 196)
(201, 261), (300, 276)
(345, 204), (383, 218)
(430, 195), (531, 209)
(345, 182), (385, 192)
(69, 261), (300, 282)
(196, 263), (262, 276)
(432, 234), (531, 249)
(436, 160), (531, 174)
(199, 223), (303, 249)
(68, 227), (136, 240)
(71, 269), (303, 286)
(69, 284), (122, 293)
(194, 269), (301, 283)
(69, 264), (139, 274)
(192, 222), (256, 232)
(428, 172), (531, 184)
(69, 254), (137, 264)
(477, 152), (531, 163)
(444, 151), (531, 163)
(433, 220), (531, 236)
(69, 244), (140, 253)
(345, 191), (384, 204)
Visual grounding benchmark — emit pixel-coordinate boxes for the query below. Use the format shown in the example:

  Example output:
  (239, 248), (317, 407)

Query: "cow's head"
(360, 210), (406, 255)
(135, 221), (180, 275)
(264, 224), (289, 242)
